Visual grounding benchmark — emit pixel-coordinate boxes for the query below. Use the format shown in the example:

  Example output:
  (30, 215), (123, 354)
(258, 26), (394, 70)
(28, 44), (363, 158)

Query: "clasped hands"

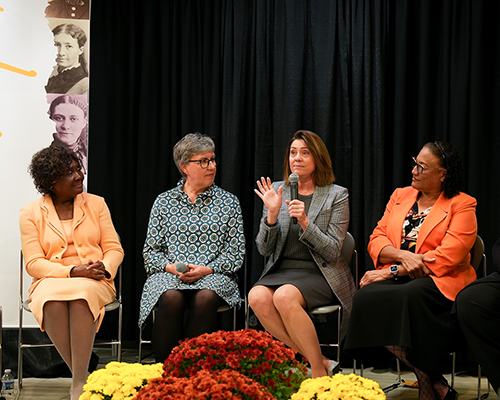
(254, 177), (309, 227)
(167, 263), (212, 283)
(360, 252), (435, 288)
(70, 259), (109, 280)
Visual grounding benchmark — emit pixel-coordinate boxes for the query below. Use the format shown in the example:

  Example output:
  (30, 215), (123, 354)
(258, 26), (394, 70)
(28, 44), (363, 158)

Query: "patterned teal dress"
(138, 179), (246, 326)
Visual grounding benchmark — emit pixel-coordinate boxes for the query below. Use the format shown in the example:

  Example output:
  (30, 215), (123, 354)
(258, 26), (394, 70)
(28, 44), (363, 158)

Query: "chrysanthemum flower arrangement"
(161, 329), (307, 400)
(134, 369), (275, 399)
(79, 361), (163, 400)
(291, 373), (386, 400)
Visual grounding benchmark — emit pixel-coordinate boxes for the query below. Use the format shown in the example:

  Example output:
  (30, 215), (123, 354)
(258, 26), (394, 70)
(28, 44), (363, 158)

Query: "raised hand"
(254, 177), (283, 219)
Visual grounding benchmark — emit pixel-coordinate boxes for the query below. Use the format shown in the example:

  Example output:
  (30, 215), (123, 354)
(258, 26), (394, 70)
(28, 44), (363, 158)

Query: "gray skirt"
(254, 260), (337, 310)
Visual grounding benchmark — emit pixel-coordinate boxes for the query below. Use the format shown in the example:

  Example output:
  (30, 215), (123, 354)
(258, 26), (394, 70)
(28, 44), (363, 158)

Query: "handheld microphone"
(175, 262), (187, 273)
(289, 173), (299, 224)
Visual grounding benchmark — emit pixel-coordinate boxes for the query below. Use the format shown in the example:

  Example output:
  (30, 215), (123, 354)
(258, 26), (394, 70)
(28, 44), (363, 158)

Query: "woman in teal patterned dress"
(139, 133), (245, 362)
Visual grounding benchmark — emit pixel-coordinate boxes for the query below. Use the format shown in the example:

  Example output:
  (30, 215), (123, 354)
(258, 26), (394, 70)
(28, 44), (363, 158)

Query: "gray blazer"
(255, 181), (356, 339)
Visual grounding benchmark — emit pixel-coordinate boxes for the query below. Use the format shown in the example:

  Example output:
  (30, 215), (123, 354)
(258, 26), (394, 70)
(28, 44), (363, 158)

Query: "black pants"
(455, 277), (500, 392)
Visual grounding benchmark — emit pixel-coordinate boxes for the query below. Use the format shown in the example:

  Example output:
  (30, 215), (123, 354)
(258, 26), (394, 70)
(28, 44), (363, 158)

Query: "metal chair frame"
(308, 231), (357, 364)
(18, 251), (123, 390)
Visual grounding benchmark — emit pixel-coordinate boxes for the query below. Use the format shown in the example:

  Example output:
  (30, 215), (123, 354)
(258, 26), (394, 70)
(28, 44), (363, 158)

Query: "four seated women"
(19, 138), (494, 393)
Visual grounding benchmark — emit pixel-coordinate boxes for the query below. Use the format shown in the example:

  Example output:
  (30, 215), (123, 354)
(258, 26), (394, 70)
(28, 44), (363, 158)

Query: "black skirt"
(344, 276), (455, 373)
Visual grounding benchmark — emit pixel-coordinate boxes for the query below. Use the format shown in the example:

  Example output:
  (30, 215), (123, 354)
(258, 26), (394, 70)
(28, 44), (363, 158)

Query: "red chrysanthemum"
(134, 369), (275, 400)
(161, 329), (307, 400)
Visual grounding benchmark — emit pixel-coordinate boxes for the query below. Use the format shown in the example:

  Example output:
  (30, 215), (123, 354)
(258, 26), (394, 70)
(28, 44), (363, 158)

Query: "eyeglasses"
(188, 156), (218, 169)
(411, 157), (445, 175)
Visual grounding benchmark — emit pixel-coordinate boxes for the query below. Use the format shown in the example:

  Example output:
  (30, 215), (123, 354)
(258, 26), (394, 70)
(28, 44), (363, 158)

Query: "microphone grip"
(290, 182), (298, 224)
(175, 262), (187, 273)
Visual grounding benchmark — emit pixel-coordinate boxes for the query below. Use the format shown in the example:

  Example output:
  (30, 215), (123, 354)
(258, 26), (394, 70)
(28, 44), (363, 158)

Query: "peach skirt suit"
(20, 193), (124, 331)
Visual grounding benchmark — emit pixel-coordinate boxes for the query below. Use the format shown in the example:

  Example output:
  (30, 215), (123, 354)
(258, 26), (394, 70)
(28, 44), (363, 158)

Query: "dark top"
(45, 0), (90, 19)
(45, 65), (88, 94)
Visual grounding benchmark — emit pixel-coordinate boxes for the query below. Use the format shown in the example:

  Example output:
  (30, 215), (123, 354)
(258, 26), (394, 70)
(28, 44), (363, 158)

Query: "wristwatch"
(390, 264), (399, 280)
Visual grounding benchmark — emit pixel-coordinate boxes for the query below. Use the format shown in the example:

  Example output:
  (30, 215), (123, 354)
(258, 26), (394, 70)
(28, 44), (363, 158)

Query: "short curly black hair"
(424, 141), (464, 198)
(29, 145), (81, 195)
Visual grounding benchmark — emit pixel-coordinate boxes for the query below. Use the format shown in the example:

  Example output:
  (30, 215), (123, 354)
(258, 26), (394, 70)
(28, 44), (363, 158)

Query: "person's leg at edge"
(152, 290), (187, 363)
(455, 282), (500, 394)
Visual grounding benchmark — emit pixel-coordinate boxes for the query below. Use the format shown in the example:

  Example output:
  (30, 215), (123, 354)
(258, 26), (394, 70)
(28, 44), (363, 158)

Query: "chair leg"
(117, 304), (123, 362)
(450, 352), (455, 388)
(478, 364), (482, 400)
(477, 364), (491, 400)
(382, 358), (403, 393)
(244, 298), (249, 329)
(232, 307), (237, 331)
(18, 307), (23, 390)
(138, 324), (144, 363)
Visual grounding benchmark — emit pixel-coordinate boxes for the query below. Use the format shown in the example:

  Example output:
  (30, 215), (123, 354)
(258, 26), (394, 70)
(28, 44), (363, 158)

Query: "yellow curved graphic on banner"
(0, 5), (39, 137)
(0, 62), (37, 77)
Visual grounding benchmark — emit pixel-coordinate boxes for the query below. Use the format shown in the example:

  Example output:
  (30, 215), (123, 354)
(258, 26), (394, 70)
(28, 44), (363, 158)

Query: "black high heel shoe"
(433, 374), (458, 400)
(444, 386), (458, 400)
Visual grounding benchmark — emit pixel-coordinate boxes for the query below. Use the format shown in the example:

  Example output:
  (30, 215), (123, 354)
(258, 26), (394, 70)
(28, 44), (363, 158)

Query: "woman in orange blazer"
(345, 141), (476, 400)
(20, 146), (123, 400)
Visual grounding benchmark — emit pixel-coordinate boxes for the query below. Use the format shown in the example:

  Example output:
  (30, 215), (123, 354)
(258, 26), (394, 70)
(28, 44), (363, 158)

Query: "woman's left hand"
(285, 199), (309, 229)
(178, 263), (213, 283)
(359, 269), (391, 288)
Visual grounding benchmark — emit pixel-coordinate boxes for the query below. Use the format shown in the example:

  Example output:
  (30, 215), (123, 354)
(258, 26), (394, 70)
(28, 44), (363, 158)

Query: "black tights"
(386, 345), (449, 400)
(152, 289), (221, 362)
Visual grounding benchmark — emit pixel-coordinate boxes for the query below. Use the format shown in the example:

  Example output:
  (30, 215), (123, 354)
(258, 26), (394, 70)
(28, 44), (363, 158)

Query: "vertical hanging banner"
(0, 0), (90, 327)
(45, 0), (90, 180)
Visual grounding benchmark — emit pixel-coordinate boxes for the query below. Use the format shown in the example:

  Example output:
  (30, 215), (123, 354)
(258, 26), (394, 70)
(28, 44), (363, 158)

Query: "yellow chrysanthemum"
(80, 362), (163, 400)
(291, 373), (386, 400)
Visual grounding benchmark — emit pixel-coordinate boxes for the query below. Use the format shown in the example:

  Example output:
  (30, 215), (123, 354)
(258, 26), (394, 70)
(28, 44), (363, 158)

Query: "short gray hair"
(173, 132), (215, 178)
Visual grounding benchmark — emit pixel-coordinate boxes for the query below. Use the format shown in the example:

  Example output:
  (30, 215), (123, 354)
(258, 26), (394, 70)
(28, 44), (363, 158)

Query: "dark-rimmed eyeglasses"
(411, 157), (445, 175)
(188, 156), (218, 169)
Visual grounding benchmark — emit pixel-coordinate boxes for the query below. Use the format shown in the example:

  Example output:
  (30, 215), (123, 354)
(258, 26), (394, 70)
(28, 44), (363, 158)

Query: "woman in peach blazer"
(345, 141), (476, 400)
(20, 146), (123, 400)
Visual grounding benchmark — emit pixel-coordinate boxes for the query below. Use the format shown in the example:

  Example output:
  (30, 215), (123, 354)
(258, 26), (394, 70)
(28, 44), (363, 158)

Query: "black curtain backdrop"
(88, 0), (500, 342)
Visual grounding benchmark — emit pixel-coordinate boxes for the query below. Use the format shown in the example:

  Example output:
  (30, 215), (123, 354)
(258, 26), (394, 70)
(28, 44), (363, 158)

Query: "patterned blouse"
(139, 179), (246, 326)
(401, 201), (432, 253)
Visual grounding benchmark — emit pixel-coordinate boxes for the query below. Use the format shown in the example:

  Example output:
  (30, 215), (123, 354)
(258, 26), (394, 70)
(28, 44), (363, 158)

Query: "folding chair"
(308, 231), (358, 364)
(18, 251), (123, 390)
